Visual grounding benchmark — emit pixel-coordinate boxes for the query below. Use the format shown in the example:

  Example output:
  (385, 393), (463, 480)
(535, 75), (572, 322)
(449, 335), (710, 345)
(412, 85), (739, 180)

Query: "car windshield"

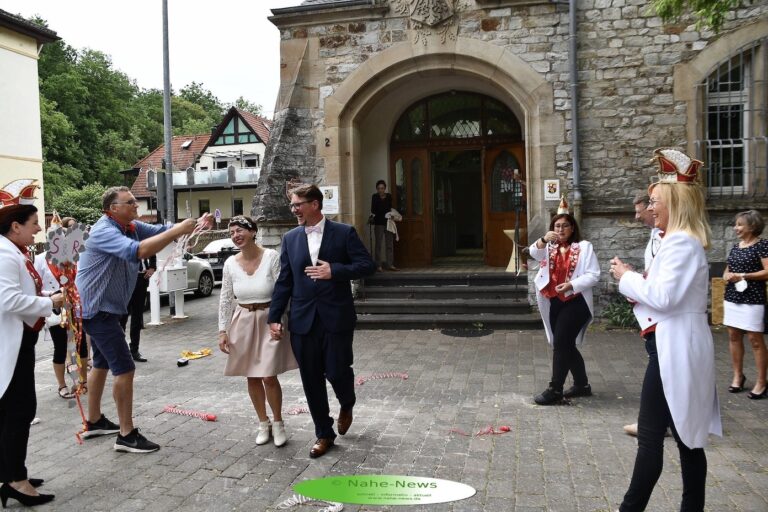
(201, 239), (237, 253)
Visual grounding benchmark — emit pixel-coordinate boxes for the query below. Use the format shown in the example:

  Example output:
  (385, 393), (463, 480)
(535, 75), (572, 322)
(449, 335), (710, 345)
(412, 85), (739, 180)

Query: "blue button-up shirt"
(76, 216), (167, 319)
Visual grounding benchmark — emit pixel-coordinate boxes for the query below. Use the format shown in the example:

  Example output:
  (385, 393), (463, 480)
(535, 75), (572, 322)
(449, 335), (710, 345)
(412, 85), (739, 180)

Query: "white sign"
(214, 208), (222, 221)
(544, 179), (560, 201)
(46, 223), (89, 266)
(320, 186), (339, 215)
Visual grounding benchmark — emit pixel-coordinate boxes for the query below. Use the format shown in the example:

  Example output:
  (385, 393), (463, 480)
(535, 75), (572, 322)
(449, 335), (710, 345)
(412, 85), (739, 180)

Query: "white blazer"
(529, 240), (601, 346)
(0, 236), (53, 397)
(619, 232), (722, 448)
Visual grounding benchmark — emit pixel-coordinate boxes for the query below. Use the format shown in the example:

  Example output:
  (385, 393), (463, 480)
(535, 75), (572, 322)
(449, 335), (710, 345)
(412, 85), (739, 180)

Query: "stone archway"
(319, 37), (563, 238)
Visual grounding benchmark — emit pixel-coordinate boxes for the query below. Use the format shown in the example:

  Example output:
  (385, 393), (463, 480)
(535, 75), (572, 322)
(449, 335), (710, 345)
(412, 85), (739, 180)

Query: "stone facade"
(256, 0), (768, 315)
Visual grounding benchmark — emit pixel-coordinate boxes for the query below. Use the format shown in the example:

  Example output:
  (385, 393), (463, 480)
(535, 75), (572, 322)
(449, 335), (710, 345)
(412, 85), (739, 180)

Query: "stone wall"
(259, 0), (768, 311)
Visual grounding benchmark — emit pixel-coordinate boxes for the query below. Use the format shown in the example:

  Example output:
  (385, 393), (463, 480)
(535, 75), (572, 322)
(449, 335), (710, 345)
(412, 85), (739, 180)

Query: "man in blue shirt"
(76, 186), (211, 453)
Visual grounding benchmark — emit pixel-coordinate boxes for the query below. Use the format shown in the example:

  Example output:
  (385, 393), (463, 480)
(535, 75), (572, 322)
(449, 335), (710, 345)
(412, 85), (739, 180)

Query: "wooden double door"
(390, 144), (527, 267)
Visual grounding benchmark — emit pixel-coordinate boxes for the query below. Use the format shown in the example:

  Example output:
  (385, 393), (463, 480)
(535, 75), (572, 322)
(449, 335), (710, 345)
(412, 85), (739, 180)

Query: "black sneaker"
(114, 428), (160, 453)
(534, 386), (564, 405)
(564, 384), (592, 399)
(81, 414), (120, 439)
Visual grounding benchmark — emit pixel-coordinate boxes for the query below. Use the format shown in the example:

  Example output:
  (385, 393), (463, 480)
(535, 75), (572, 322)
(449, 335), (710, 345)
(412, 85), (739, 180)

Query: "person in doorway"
(622, 193), (663, 437)
(269, 184), (376, 458)
(119, 255), (156, 363)
(76, 186), (212, 453)
(218, 216), (297, 448)
(370, 180), (398, 271)
(0, 203), (63, 507)
(611, 148), (721, 511)
(529, 197), (600, 405)
(34, 217), (89, 399)
(722, 210), (768, 399)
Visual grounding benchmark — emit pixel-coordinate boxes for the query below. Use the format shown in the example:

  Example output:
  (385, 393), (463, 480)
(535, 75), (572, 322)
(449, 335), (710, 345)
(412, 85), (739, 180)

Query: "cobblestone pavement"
(27, 290), (768, 511)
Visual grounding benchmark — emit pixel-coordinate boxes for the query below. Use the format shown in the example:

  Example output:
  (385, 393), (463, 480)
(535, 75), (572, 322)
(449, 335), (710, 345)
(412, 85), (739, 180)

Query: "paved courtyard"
(27, 290), (768, 511)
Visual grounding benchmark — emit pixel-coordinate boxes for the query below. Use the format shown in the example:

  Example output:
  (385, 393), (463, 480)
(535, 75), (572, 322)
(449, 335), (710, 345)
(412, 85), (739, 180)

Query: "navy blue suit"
(269, 219), (375, 438)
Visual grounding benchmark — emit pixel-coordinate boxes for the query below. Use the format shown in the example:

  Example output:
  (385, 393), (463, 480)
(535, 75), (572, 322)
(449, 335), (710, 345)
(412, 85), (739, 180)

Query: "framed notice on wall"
(320, 186), (339, 215)
(544, 179), (560, 201)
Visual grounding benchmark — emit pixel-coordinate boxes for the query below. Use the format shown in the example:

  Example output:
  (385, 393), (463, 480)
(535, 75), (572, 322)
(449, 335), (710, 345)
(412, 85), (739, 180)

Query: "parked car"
(156, 254), (215, 297)
(196, 238), (239, 281)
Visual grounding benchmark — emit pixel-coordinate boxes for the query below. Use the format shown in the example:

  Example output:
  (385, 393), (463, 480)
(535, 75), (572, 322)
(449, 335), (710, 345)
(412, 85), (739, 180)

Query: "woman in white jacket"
(0, 204), (63, 507)
(611, 149), (722, 511)
(529, 211), (600, 405)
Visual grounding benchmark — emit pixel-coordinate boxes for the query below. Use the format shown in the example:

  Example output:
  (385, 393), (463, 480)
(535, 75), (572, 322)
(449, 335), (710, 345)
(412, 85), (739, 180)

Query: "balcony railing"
(147, 167), (261, 190)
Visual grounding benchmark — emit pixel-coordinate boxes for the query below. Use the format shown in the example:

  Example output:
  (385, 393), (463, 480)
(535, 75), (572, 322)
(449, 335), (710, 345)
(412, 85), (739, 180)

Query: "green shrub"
(602, 296), (639, 329)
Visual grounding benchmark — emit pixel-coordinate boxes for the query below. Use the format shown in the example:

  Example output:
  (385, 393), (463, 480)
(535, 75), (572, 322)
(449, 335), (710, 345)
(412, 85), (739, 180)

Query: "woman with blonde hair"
(722, 210), (768, 398)
(610, 149), (721, 511)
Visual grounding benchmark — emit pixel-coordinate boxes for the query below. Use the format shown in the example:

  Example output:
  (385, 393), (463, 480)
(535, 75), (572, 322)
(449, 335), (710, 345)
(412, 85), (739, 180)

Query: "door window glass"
(395, 158), (407, 214)
(490, 152), (523, 212)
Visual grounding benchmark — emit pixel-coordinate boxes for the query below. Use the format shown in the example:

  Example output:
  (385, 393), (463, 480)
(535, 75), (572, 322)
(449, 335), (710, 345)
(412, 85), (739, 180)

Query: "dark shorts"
(82, 312), (135, 376)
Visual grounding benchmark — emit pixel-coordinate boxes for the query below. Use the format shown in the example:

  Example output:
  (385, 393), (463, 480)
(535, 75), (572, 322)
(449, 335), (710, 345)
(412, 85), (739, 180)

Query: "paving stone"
(24, 291), (768, 511)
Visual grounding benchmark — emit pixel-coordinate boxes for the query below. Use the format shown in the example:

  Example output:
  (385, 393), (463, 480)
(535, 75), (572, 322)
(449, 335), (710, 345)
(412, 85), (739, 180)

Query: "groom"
(269, 184), (376, 458)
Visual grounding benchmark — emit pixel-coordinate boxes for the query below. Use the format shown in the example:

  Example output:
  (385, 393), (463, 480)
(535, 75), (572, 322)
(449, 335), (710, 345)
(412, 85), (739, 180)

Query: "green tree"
(180, 82), (224, 119)
(230, 96), (262, 116)
(651, 0), (749, 32)
(49, 183), (108, 225)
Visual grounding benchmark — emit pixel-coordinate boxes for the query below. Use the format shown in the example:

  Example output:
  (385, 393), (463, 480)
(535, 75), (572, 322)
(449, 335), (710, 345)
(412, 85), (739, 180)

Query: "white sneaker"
(272, 420), (287, 447)
(256, 420), (271, 445)
(623, 423), (638, 436)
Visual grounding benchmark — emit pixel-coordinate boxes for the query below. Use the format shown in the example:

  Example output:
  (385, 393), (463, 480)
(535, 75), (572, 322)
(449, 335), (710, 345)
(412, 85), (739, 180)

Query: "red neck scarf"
(106, 212), (136, 234)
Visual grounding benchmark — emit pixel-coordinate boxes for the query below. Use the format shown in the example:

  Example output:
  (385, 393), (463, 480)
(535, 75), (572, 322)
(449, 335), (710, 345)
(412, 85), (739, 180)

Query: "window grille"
(696, 37), (768, 199)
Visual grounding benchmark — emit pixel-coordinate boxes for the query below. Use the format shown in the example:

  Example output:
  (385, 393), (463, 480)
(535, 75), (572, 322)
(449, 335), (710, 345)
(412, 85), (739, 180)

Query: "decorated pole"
(45, 211), (90, 442)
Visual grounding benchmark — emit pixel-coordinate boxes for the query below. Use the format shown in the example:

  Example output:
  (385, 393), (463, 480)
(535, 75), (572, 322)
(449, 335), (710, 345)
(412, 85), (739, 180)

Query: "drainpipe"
(568, 0), (582, 224)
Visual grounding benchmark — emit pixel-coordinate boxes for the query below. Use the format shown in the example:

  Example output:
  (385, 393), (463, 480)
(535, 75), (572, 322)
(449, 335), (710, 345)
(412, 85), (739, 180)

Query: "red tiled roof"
(130, 168), (152, 198)
(237, 110), (272, 144)
(133, 134), (211, 172)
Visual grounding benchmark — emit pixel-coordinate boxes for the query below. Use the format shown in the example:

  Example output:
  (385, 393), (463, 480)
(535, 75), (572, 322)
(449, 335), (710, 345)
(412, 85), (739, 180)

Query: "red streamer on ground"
(355, 371), (408, 386)
(286, 405), (310, 416)
(163, 405), (217, 422)
(449, 425), (512, 437)
(287, 371), (409, 415)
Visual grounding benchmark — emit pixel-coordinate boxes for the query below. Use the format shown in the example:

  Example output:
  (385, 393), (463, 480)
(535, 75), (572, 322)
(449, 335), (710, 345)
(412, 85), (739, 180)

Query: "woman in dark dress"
(370, 180), (397, 271)
(723, 210), (768, 398)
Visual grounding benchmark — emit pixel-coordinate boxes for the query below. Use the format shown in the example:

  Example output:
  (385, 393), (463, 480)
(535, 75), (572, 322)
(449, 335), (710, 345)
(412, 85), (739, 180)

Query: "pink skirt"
(224, 306), (298, 377)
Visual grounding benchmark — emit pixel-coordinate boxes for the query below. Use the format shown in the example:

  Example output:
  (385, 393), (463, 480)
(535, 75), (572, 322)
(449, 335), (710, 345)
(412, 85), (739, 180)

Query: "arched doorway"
(390, 91), (526, 267)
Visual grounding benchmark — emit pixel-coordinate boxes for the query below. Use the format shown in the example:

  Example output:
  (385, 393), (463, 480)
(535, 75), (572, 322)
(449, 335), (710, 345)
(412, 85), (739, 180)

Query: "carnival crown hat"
(651, 148), (703, 184)
(557, 192), (569, 215)
(0, 179), (40, 224)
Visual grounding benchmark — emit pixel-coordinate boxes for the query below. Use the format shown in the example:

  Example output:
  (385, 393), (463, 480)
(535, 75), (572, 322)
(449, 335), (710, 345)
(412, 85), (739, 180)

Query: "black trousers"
(0, 328), (38, 483)
(290, 313), (356, 439)
(549, 295), (590, 389)
(620, 334), (707, 512)
(120, 273), (149, 353)
(50, 324), (88, 365)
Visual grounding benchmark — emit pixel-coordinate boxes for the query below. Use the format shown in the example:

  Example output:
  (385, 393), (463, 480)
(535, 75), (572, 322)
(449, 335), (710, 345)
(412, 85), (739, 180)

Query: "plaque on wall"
(320, 186), (339, 215)
(544, 179), (560, 201)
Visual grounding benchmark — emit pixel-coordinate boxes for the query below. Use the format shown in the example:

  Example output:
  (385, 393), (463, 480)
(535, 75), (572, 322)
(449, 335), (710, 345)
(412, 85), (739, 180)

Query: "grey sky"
(2, 0), (304, 118)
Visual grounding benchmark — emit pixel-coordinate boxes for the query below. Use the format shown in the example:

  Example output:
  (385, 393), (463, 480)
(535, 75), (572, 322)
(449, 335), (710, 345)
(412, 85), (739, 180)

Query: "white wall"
(198, 142), (266, 170)
(0, 27), (46, 238)
(175, 187), (257, 220)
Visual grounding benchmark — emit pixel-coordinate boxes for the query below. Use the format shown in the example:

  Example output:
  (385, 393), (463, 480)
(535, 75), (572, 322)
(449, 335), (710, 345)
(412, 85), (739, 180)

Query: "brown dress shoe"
(337, 408), (353, 436)
(309, 438), (334, 458)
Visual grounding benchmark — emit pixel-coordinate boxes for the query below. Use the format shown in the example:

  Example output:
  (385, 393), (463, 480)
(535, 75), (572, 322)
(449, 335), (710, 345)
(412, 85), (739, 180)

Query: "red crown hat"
(557, 192), (569, 215)
(0, 179), (40, 207)
(651, 148), (702, 184)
